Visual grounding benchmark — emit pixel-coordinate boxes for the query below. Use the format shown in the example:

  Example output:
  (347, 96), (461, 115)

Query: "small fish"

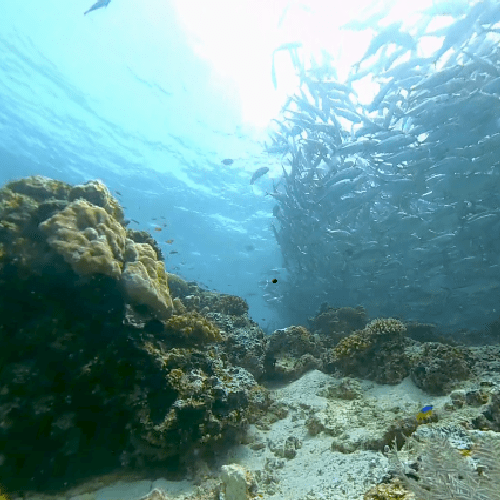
(84, 0), (111, 15)
(152, 218), (158, 221)
(250, 167), (270, 185)
(131, 219), (139, 224)
(222, 159), (234, 166)
(166, 239), (174, 244)
(169, 250), (178, 255)
(154, 227), (162, 232)
(416, 405), (433, 423)
(115, 190), (122, 196)
(272, 278), (278, 283)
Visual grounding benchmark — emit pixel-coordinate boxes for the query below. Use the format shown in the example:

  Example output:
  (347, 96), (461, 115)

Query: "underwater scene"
(1, 0), (500, 499)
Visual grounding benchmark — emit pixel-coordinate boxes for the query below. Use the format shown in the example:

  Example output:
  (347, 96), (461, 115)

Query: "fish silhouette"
(84, 0), (112, 15)
(250, 167), (269, 185)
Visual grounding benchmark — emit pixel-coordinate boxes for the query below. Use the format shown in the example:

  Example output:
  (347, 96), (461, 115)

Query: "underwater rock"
(410, 342), (472, 395)
(472, 387), (500, 431)
(264, 326), (323, 381)
(308, 305), (367, 347)
(0, 176), (254, 493)
(122, 240), (173, 320)
(326, 318), (411, 384)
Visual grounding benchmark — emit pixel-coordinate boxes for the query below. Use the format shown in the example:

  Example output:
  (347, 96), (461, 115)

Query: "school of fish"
(265, 0), (500, 331)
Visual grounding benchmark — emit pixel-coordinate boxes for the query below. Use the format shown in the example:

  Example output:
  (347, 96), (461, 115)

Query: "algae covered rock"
(0, 176), (254, 494)
(410, 342), (472, 395)
(0, 175), (173, 320)
(164, 311), (221, 343)
(264, 326), (323, 381)
(327, 318), (410, 384)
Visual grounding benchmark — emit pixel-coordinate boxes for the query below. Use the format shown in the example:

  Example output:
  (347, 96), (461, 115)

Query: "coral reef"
(0, 175), (173, 320)
(410, 342), (472, 395)
(264, 326), (323, 381)
(164, 312), (222, 344)
(308, 305), (367, 346)
(200, 292), (249, 317)
(40, 199), (127, 278)
(0, 176), (254, 494)
(327, 318), (410, 384)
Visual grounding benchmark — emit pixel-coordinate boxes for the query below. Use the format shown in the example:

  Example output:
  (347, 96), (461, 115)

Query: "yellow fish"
(416, 405), (433, 423)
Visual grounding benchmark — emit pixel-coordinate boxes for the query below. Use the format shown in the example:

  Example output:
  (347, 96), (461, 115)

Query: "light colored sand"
(16, 370), (462, 500)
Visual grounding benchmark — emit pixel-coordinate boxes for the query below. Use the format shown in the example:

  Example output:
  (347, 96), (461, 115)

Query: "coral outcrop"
(0, 175), (173, 320)
(0, 176), (253, 494)
(40, 198), (127, 278)
(410, 342), (472, 395)
(308, 305), (367, 347)
(326, 318), (410, 384)
(264, 326), (323, 381)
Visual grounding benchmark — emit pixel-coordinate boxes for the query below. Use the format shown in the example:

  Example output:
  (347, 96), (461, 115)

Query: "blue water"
(2, 0), (500, 334)
(0, 0), (286, 330)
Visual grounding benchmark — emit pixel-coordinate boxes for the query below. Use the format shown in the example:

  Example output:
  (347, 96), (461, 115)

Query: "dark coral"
(325, 318), (411, 384)
(222, 323), (268, 381)
(472, 388), (500, 431)
(167, 273), (193, 299)
(308, 305), (367, 347)
(0, 177), (255, 494)
(263, 326), (323, 381)
(126, 228), (164, 261)
(410, 342), (472, 395)
(200, 292), (249, 316)
(163, 311), (222, 344)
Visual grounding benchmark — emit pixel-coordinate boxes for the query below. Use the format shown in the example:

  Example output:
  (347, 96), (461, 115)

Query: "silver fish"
(250, 167), (270, 185)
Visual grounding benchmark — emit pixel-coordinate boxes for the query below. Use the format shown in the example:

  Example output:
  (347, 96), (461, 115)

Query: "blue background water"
(0, 0), (298, 329)
(2, 0), (499, 334)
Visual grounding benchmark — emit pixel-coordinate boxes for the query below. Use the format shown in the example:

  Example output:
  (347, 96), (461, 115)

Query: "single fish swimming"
(84, 0), (112, 15)
(250, 167), (269, 185)
(416, 405), (433, 423)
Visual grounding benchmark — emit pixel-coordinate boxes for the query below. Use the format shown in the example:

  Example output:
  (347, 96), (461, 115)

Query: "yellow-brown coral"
(39, 199), (127, 278)
(364, 479), (413, 500)
(333, 331), (371, 358)
(366, 318), (407, 336)
(165, 312), (221, 343)
(122, 241), (173, 320)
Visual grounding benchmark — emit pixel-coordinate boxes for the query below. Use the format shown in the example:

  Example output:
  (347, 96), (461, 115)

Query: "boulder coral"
(0, 175), (173, 320)
(0, 176), (252, 493)
(122, 241), (172, 320)
(164, 311), (222, 344)
(264, 326), (323, 381)
(39, 199), (127, 278)
(410, 342), (472, 395)
(328, 318), (410, 384)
